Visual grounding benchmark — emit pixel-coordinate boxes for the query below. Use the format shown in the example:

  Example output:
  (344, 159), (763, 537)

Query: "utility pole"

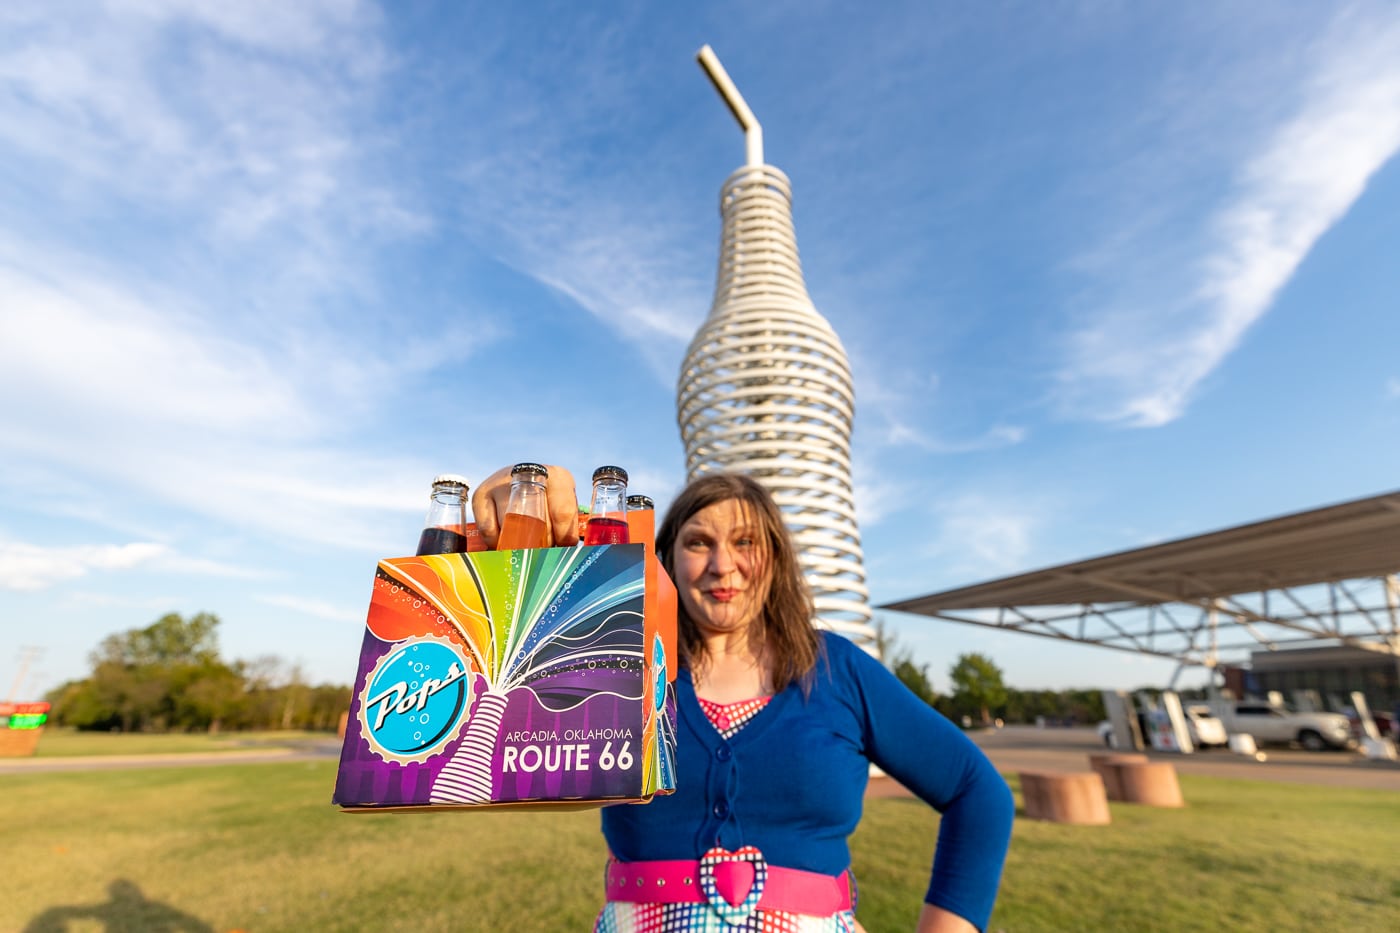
(6, 646), (43, 702)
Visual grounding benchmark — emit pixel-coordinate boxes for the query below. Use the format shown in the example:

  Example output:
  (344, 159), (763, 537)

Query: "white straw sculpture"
(679, 46), (875, 648)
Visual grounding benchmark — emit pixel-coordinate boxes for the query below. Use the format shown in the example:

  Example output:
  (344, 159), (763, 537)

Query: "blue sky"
(3, 1), (1400, 700)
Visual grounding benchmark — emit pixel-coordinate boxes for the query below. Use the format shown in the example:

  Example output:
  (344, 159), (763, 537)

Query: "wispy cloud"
(1057, 10), (1400, 427)
(1386, 378), (1400, 400)
(61, 592), (186, 611)
(256, 593), (363, 624)
(884, 421), (1026, 454)
(0, 540), (263, 591)
(0, 3), (493, 553)
(852, 478), (901, 528)
(0, 263), (317, 435)
(0, 542), (164, 590)
(0, 0), (403, 242)
(154, 554), (272, 580)
(0, 248), (449, 551)
(852, 353), (1027, 456)
(923, 494), (1041, 580)
(0, 1), (711, 390)
(454, 180), (711, 388)
(437, 23), (721, 381)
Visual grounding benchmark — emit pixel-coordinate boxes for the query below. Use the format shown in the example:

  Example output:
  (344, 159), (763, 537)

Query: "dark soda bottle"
(416, 475), (470, 555)
(584, 466), (630, 546)
(496, 463), (551, 550)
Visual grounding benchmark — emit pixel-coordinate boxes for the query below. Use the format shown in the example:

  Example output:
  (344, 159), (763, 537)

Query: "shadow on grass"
(24, 879), (213, 933)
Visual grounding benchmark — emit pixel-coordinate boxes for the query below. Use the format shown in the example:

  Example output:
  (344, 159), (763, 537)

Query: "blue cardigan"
(602, 631), (1014, 930)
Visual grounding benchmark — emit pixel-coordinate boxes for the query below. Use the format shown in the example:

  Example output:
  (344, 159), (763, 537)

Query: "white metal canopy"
(880, 490), (1400, 669)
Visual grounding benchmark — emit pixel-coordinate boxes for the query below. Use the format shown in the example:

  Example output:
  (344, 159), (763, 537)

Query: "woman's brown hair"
(655, 472), (820, 693)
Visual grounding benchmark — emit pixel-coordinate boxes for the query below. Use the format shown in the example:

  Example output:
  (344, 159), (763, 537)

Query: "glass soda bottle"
(416, 474), (470, 555)
(496, 462), (551, 550)
(625, 494), (654, 549)
(584, 466), (630, 546)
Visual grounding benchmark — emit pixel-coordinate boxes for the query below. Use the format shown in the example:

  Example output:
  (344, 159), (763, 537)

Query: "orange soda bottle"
(583, 466), (630, 546)
(496, 463), (551, 550)
(625, 494), (655, 551)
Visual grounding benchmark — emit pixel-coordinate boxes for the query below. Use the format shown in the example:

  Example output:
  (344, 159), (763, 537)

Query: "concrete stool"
(1088, 752), (1148, 801)
(1019, 771), (1111, 825)
(1110, 761), (1185, 808)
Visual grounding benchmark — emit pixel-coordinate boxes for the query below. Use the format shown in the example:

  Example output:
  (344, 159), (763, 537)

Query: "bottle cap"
(592, 465), (628, 484)
(626, 494), (654, 510)
(432, 474), (470, 490)
(510, 462), (549, 478)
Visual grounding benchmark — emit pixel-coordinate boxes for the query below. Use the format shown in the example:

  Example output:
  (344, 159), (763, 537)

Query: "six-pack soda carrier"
(333, 464), (678, 813)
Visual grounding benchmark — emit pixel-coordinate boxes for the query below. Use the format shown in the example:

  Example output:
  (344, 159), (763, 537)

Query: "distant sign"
(0, 702), (51, 730)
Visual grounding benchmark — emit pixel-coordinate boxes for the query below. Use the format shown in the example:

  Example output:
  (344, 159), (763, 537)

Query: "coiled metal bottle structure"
(678, 47), (875, 647)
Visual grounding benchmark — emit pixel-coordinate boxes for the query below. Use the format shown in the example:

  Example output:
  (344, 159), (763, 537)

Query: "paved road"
(942, 725), (1396, 792)
(0, 737), (343, 775)
(4, 728), (1397, 791)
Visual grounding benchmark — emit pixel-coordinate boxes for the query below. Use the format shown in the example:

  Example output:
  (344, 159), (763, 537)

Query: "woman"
(474, 467), (1014, 933)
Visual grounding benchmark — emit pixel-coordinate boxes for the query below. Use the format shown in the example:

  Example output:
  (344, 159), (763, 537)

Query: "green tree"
(874, 616), (940, 707)
(891, 653), (939, 707)
(872, 616), (896, 661)
(949, 653), (1007, 726)
(306, 683), (354, 731)
(48, 611), (352, 734)
(46, 678), (120, 730)
(280, 663), (309, 731)
(177, 661), (246, 733)
(50, 613), (234, 732)
(96, 611), (221, 667)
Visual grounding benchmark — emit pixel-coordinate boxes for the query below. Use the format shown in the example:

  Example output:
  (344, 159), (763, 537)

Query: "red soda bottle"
(583, 466), (630, 546)
(416, 475), (470, 555)
(496, 463), (551, 550)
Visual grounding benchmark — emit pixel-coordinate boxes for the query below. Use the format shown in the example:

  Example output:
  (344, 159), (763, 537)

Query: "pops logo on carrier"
(358, 636), (473, 764)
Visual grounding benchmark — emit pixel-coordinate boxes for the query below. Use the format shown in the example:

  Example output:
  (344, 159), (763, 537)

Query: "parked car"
(1181, 704), (1228, 748)
(1096, 719), (1120, 748)
(1096, 705), (1227, 750)
(1342, 706), (1395, 741)
(1216, 701), (1354, 751)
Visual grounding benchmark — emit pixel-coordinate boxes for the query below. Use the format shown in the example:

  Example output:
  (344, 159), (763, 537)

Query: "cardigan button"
(715, 745), (732, 761)
(713, 800), (730, 819)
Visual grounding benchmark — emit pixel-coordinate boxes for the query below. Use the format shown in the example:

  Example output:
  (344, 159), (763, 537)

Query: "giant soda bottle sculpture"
(678, 46), (874, 647)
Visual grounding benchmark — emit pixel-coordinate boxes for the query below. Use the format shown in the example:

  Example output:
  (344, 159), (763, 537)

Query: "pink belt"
(605, 846), (853, 922)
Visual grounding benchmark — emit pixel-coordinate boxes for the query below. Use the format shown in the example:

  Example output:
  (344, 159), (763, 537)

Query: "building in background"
(1244, 641), (1399, 714)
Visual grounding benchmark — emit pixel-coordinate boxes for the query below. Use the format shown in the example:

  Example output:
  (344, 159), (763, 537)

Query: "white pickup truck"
(1215, 701), (1354, 751)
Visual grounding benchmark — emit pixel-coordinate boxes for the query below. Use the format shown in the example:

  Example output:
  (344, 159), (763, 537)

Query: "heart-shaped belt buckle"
(698, 845), (767, 926)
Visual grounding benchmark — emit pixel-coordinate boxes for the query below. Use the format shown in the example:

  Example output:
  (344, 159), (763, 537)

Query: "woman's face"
(673, 498), (770, 638)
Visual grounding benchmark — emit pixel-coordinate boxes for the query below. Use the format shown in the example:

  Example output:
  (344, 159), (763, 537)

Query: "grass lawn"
(31, 728), (331, 758)
(2, 759), (1396, 932)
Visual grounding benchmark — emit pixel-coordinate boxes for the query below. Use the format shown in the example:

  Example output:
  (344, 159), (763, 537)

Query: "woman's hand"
(471, 464), (580, 548)
(850, 905), (973, 933)
(915, 903), (978, 933)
